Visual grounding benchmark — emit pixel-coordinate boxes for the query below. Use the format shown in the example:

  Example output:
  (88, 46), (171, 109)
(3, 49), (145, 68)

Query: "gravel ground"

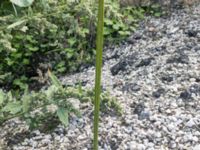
(1, 4), (200, 150)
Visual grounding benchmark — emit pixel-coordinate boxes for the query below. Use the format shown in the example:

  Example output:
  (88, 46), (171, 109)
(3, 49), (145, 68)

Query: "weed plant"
(0, 71), (122, 130)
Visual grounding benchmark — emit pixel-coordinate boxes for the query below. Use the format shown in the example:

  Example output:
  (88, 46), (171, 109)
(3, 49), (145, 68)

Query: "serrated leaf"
(2, 102), (22, 114)
(10, 0), (34, 7)
(57, 108), (68, 126)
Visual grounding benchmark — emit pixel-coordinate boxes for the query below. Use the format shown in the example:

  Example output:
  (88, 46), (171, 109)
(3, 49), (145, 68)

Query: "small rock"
(192, 136), (199, 142)
(193, 144), (200, 150)
(134, 103), (145, 115)
(136, 57), (154, 68)
(110, 60), (128, 75)
(189, 84), (200, 95)
(155, 132), (162, 138)
(161, 75), (174, 83)
(152, 88), (165, 98)
(110, 54), (137, 75)
(186, 29), (198, 37)
(170, 141), (177, 148)
(180, 90), (192, 100)
(147, 142), (154, 147)
(122, 83), (141, 92)
(139, 110), (150, 120)
(194, 45), (200, 51)
(129, 141), (137, 150)
(166, 54), (189, 64)
(186, 119), (195, 128)
(133, 32), (143, 40)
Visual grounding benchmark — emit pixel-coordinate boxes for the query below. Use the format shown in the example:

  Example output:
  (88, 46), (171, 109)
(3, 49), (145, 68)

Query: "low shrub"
(0, 0), (144, 90)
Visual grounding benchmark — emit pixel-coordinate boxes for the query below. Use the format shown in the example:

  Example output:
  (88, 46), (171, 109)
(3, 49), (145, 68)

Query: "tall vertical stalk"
(93, 0), (104, 149)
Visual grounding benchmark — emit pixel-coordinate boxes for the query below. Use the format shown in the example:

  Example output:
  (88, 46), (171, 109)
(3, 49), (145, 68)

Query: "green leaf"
(13, 78), (27, 89)
(130, 26), (136, 32)
(154, 12), (161, 17)
(7, 20), (26, 29)
(0, 73), (11, 81)
(103, 27), (112, 35)
(104, 19), (113, 25)
(64, 48), (74, 59)
(22, 86), (30, 113)
(112, 24), (120, 30)
(22, 58), (30, 65)
(10, 0), (34, 7)
(67, 38), (76, 46)
(118, 30), (131, 36)
(48, 70), (62, 88)
(29, 46), (39, 52)
(2, 102), (22, 114)
(57, 107), (68, 126)
(0, 90), (4, 105)
(22, 95), (30, 113)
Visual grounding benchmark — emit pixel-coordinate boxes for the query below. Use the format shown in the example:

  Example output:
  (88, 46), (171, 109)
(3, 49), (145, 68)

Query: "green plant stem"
(93, 0), (104, 149)
(0, 103), (48, 125)
(12, 3), (18, 17)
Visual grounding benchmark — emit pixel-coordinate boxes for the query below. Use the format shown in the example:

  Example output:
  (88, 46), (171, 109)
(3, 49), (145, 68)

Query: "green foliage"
(0, 72), (122, 130)
(104, 6), (144, 41)
(0, 0), (144, 90)
(144, 4), (165, 17)
(56, 107), (69, 127)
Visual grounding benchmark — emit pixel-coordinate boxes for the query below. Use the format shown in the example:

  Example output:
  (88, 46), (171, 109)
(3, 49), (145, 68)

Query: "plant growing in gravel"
(93, 0), (104, 149)
(0, 71), (121, 130)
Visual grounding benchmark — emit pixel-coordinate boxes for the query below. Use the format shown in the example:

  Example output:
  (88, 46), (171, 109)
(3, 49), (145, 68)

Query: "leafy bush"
(0, 0), (144, 90)
(0, 71), (122, 130)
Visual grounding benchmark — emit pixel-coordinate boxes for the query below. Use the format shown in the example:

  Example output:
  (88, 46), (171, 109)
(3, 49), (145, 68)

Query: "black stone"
(180, 90), (192, 100)
(133, 32), (143, 40)
(186, 29), (198, 37)
(189, 84), (200, 95)
(136, 57), (154, 68)
(194, 46), (200, 51)
(166, 54), (189, 64)
(133, 103), (145, 115)
(126, 38), (135, 44)
(138, 111), (150, 120)
(110, 60), (128, 75)
(195, 78), (200, 82)
(122, 83), (140, 92)
(152, 88), (165, 98)
(110, 54), (137, 75)
(161, 75), (173, 82)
